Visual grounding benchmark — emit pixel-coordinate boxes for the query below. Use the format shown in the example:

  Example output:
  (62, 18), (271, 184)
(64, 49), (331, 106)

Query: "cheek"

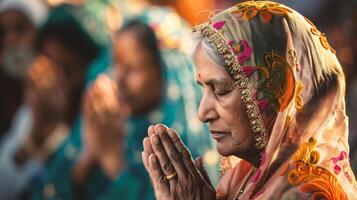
(218, 90), (251, 139)
(22, 29), (36, 46)
(217, 90), (243, 128)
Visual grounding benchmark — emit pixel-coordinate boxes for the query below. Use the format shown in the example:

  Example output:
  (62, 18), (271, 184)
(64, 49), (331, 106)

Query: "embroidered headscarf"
(193, 1), (357, 199)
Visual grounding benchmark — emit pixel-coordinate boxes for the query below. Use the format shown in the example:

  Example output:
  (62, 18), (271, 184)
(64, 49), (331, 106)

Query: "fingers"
(142, 151), (150, 172)
(143, 129), (154, 154)
(155, 125), (195, 179)
(142, 126), (154, 172)
(141, 151), (169, 197)
(148, 124), (166, 137)
(166, 128), (198, 175)
(83, 78), (121, 125)
(28, 56), (58, 91)
(195, 157), (213, 186)
(148, 126), (155, 137)
(83, 87), (101, 123)
(147, 154), (170, 195)
(150, 133), (180, 179)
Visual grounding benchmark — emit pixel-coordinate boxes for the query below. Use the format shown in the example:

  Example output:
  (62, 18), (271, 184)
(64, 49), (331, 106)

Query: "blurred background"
(0, 0), (356, 199)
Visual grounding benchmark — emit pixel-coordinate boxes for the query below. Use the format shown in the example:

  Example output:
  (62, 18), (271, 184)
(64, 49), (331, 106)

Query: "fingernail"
(147, 125), (154, 132)
(151, 135), (160, 145)
(155, 125), (165, 135)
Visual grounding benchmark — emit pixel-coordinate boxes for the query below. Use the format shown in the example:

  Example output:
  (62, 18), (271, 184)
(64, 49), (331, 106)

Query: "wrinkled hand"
(142, 124), (216, 200)
(82, 74), (129, 159)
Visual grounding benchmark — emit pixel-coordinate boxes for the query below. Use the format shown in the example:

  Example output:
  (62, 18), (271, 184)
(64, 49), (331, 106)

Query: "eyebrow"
(196, 77), (233, 88)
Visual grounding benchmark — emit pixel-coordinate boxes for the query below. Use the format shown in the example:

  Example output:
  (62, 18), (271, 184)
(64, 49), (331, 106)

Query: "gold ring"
(165, 172), (177, 180)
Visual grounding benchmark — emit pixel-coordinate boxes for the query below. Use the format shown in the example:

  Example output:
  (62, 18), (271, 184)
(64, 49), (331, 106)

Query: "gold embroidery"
(288, 137), (347, 200)
(304, 17), (336, 54)
(284, 115), (292, 129)
(219, 156), (241, 176)
(288, 49), (300, 71)
(295, 81), (304, 110)
(232, 1), (292, 22)
(258, 52), (296, 112)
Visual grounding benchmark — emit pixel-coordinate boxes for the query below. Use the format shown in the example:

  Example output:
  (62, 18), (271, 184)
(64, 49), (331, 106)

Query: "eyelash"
(215, 88), (233, 96)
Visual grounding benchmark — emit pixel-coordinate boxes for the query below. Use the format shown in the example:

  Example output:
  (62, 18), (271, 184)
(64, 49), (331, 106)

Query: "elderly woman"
(143, 1), (357, 199)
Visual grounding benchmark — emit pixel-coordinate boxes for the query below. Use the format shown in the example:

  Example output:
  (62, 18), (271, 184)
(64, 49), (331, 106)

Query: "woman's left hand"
(142, 124), (216, 200)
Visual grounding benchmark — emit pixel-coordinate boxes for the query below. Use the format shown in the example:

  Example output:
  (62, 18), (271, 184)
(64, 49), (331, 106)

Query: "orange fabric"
(173, 0), (215, 25)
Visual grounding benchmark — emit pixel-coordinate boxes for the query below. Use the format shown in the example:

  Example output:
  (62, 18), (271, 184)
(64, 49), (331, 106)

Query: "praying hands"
(142, 124), (216, 200)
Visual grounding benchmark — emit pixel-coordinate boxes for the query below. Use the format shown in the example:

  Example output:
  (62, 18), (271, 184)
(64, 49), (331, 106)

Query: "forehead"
(0, 10), (31, 26)
(114, 31), (152, 60)
(194, 43), (231, 80)
(114, 31), (149, 53)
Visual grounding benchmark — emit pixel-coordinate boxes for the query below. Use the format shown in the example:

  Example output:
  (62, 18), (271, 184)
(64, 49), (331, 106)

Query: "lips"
(210, 130), (230, 140)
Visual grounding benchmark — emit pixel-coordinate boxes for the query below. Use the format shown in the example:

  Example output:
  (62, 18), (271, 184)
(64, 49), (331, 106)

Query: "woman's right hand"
(142, 124), (216, 200)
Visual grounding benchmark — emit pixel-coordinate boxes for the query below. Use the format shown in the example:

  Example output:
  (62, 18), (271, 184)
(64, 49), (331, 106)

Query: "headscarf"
(40, 4), (104, 53)
(0, 0), (48, 27)
(193, 1), (357, 199)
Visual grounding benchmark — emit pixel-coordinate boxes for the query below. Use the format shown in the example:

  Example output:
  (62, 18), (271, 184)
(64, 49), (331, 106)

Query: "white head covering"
(0, 0), (48, 27)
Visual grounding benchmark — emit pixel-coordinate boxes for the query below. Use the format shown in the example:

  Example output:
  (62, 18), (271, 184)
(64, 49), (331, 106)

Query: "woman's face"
(0, 10), (35, 50)
(41, 38), (87, 93)
(113, 31), (162, 115)
(194, 43), (256, 157)
(0, 10), (36, 78)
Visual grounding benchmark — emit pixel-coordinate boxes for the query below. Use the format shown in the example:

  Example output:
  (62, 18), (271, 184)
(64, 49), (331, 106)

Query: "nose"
(197, 91), (219, 123)
(3, 31), (18, 48)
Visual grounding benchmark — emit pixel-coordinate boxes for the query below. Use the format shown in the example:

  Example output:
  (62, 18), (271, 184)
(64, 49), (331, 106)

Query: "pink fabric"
(237, 40), (253, 64)
(213, 20), (226, 30)
(241, 66), (257, 77)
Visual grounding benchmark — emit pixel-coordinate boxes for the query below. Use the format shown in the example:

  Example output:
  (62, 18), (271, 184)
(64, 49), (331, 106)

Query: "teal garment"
(85, 48), (111, 86)
(97, 164), (154, 200)
(25, 118), (95, 200)
(41, 4), (104, 52)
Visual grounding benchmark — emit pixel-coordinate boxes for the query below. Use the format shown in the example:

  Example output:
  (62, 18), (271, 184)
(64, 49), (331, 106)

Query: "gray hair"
(190, 31), (226, 67)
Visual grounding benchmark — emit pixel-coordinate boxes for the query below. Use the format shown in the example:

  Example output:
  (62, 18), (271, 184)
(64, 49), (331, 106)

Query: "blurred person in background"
(0, 0), (48, 198)
(0, 0), (48, 140)
(0, 4), (101, 199)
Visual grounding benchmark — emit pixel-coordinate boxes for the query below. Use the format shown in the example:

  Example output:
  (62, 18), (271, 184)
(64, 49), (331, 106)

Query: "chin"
(216, 142), (234, 157)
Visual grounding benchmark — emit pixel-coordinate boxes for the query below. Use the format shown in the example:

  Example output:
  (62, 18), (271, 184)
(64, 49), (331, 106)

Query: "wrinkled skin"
(142, 124), (216, 200)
